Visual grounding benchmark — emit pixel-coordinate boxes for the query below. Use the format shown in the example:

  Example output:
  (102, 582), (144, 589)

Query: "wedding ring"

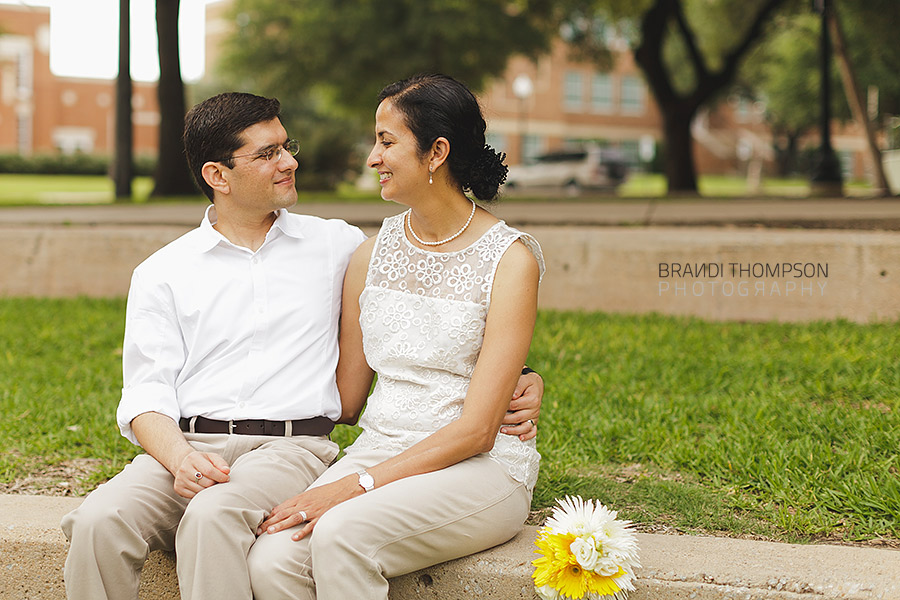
(528, 419), (535, 428)
(298, 510), (308, 522)
(194, 471), (203, 481)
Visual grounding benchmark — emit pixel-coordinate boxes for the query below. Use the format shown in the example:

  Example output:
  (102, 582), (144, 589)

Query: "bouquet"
(532, 496), (640, 600)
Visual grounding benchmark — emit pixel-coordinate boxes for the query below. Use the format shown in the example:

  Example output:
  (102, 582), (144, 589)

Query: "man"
(60, 92), (542, 600)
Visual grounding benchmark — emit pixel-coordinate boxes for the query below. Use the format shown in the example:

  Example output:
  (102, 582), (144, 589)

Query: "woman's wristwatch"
(357, 469), (375, 493)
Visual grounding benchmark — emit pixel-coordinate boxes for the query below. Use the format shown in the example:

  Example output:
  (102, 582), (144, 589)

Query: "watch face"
(359, 472), (375, 491)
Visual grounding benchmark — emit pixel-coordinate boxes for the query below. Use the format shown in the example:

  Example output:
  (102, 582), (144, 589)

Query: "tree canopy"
(223, 0), (561, 111)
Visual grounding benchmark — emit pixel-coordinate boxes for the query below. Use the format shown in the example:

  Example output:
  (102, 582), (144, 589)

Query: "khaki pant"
(247, 449), (531, 600)
(60, 433), (338, 600)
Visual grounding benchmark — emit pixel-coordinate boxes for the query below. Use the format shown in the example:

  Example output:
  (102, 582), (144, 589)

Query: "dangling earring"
(428, 168), (433, 185)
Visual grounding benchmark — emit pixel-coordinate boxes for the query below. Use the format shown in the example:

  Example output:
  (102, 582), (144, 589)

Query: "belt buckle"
(228, 420), (235, 434)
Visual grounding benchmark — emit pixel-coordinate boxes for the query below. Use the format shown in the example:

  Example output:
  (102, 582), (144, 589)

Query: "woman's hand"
(500, 371), (543, 441)
(259, 475), (361, 542)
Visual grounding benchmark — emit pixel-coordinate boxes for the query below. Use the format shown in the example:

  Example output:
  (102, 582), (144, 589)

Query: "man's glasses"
(221, 139), (300, 163)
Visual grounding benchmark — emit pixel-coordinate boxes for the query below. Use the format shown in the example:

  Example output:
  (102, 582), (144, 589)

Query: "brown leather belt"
(179, 416), (334, 437)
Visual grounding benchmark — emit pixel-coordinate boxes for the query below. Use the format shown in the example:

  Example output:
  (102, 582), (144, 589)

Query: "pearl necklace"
(406, 200), (476, 246)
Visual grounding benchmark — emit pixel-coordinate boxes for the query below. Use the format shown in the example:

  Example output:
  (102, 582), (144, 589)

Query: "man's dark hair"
(183, 92), (282, 201)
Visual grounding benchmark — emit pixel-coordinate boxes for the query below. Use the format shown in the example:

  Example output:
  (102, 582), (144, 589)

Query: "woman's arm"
(261, 239), (540, 540)
(335, 237), (377, 425)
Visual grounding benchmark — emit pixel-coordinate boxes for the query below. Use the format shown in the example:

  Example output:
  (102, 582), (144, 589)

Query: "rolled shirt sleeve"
(116, 269), (185, 446)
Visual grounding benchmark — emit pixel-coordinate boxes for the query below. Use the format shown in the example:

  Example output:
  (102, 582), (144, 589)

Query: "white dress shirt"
(116, 205), (367, 445)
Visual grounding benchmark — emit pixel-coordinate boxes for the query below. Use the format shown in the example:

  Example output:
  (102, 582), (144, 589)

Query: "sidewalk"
(2, 197), (900, 229)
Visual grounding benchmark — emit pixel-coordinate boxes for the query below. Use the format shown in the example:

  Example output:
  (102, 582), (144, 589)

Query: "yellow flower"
(533, 530), (577, 588)
(532, 529), (625, 599)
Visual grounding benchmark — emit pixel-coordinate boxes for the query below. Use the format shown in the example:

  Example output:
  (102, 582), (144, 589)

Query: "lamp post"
(512, 74), (534, 165)
(809, 0), (843, 197)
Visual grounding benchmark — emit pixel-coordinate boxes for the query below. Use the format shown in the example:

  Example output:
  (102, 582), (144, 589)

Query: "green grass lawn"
(0, 173), (879, 206)
(0, 175), (159, 205)
(1, 298), (897, 544)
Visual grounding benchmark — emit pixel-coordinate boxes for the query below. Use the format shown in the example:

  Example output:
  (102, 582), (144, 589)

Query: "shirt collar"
(269, 208), (306, 241)
(192, 204), (222, 253)
(193, 205), (305, 254)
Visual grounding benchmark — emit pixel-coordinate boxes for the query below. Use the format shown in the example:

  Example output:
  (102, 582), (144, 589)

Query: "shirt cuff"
(117, 383), (181, 446)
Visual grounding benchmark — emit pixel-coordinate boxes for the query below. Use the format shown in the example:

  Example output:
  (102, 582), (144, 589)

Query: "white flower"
(533, 496), (641, 600)
(534, 584), (561, 600)
(570, 535), (601, 571)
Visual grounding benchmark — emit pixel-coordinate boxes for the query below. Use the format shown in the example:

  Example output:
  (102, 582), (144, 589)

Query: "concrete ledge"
(2, 495), (897, 599)
(3, 224), (900, 322)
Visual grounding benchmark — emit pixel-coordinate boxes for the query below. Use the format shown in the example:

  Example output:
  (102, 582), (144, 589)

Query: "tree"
(223, 0), (561, 111)
(741, 0), (900, 188)
(828, 2), (888, 193)
(741, 15), (824, 176)
(565, 0), (790, 193)
(114, 0), (132, 200)
(151, 0), (196, 197)
(218, 0), (563, 189)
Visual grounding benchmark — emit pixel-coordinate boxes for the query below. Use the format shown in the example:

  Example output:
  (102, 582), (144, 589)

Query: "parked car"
(504, 145), (628, 194)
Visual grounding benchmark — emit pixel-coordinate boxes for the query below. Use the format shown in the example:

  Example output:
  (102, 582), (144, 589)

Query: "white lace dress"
(343, 212), (545, 490)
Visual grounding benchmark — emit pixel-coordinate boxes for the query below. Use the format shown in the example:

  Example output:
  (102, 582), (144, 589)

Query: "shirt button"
(239, 402), (246, 408)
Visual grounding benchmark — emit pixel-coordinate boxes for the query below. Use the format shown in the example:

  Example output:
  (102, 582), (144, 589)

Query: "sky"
(6, 0), (220, 82)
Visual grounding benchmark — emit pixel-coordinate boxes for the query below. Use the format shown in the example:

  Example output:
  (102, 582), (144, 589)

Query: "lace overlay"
(344, 212), (544, 489)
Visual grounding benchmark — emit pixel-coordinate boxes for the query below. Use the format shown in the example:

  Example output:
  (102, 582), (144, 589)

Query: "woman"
(248, 74), (544, 600)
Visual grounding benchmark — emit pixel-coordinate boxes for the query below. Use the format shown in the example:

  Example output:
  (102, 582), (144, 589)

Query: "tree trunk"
(661, 108), (698, 193)
(151, 0), (197, 197)
(776, 132), (799, 177)
(828, 1), (891, 195)
(114, 0), (132, 201)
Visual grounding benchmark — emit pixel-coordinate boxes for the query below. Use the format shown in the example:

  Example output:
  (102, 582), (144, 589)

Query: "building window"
(62, 90), (78, 107)
(523, 134), (545, 162)
(17, 113), (31, 154)
(16, 49), (32, 96)
(621, 76), (645, 114)
(53, 127), (95, 154)
(619, 140), (641, 166)
(838, 150), (854, 181)
(590, 74), (614, 113)
(563, 71), (583, 112)
(485, 132), (507, 155)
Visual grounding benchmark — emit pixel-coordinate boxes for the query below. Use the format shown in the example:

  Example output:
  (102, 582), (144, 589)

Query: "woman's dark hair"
(377, 74), (507, 202)
(183, 92), (282, 201)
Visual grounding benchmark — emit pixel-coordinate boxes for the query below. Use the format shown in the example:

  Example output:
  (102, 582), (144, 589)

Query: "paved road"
(3, 197), (900, 229)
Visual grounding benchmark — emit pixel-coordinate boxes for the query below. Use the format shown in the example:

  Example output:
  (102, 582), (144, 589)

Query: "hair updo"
(377, 74), (508, 202)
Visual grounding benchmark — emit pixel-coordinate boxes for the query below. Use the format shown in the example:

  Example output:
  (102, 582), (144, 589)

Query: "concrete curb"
(2, 495), (897, 599)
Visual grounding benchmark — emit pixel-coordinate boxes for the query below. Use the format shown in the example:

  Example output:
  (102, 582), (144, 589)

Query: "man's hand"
(173, 451), (231, 499)
(500, 371), (543, 441)
(132, 411), (232, 499)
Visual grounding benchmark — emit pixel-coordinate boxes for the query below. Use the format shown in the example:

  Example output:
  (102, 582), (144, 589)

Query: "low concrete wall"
(536, 226), (900, 322)
(2, 224), (899, 322)
(3, 495), (898, 600)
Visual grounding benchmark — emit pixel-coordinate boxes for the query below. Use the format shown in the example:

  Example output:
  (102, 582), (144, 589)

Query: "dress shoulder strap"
(364, 213), (405, 288)
(479, 221), (545, 306)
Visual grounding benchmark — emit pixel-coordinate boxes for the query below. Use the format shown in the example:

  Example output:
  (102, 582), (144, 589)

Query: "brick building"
(0, 3), (158, 157)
